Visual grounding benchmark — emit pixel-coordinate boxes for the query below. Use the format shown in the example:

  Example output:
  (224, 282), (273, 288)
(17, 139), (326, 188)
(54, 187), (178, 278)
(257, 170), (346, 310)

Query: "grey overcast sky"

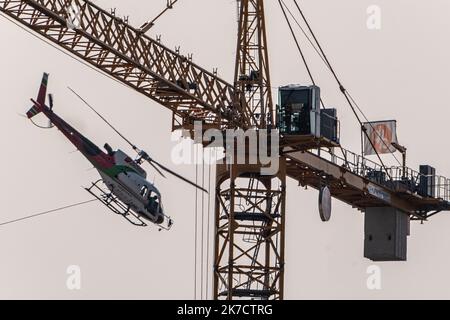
(1, 0), (450, 299)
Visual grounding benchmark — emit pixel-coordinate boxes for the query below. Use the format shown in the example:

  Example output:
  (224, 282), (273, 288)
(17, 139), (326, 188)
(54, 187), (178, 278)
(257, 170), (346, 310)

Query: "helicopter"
(26, 73), (207, 230)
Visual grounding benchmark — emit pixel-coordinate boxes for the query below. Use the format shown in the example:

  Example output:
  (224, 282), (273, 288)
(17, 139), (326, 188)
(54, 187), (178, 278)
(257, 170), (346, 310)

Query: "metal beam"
(0, 0), (242, 129)
(213, 159), (286, 300)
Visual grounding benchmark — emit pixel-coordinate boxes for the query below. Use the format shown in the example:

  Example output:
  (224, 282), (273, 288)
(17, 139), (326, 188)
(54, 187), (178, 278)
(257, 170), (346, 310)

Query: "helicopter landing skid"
(85, 180), (147, 227)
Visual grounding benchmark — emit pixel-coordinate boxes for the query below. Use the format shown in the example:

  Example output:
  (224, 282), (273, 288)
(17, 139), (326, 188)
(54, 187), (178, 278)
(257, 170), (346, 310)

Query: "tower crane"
(1, 0), (450, 300)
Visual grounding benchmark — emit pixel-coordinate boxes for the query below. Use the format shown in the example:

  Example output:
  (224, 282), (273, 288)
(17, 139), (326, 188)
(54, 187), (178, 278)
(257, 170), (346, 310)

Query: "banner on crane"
(363, 120), (398, 156)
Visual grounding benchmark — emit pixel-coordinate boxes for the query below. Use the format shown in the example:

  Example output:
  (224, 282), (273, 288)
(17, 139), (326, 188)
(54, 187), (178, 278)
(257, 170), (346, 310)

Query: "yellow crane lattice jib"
(0, 0), (247, 128)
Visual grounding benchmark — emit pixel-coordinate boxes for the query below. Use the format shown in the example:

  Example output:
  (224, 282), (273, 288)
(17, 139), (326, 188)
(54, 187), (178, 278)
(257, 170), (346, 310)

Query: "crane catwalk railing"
(315, 147), (450, 203)
(0, 0), (242, 128)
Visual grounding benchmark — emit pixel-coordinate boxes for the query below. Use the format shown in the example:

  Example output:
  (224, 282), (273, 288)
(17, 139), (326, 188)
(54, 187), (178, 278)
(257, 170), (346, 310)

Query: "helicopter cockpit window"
(140, 185), (148, 198)
(147, 193), (160, 213)
(149, 194), (158, 204)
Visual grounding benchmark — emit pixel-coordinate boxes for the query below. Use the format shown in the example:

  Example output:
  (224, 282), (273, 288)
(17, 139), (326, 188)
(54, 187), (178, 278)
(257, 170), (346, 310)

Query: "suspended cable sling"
(292, 0), (402, 167)
(278, 0), (326, 109)
(206, 151), (212, 299)
(0, 199), (98, 227)
(278, 0), (349, 164)
(281, 0), (399, 178)
(194, 144), (199, 299)
(291, 0), (401, 167)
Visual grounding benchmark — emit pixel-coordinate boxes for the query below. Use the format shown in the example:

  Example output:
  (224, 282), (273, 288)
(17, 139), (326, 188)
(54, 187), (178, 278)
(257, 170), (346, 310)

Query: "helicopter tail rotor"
(48, 93), (54, 111)
(26, 73), (49, 119)
(140, 152), (208, 193)
(47, 93), (55, 128)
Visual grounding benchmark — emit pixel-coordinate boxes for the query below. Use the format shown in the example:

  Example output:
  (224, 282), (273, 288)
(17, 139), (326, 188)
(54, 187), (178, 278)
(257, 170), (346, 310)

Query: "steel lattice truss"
(235, 0), (274, 129)
(214, 167), (286, 300)
(0, 0), (243, 129)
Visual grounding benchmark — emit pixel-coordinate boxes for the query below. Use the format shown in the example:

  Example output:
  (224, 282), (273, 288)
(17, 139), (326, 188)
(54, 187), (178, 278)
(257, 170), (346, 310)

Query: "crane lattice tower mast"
(212, 0), (286, 300)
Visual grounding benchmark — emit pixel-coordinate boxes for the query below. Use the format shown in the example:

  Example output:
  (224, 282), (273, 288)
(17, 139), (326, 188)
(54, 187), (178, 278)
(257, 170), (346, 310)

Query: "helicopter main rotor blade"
(68, 87), (138, 151)
(68, 87), (206, 193)
(146, 158), (208, 193)
(148, 160), (166, 178)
